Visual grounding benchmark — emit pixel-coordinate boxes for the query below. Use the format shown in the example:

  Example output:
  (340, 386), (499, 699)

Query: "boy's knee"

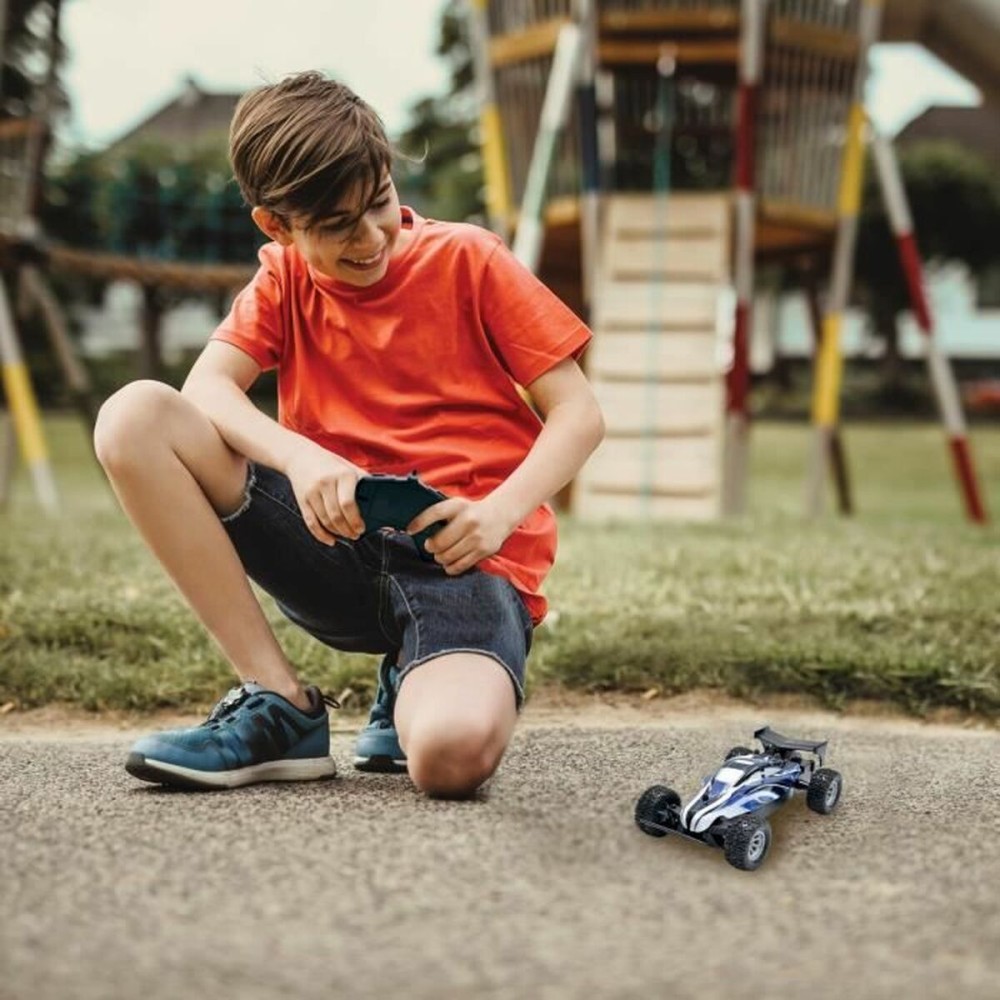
(405, 718), (505, 798)
(94, 380), (179, 469)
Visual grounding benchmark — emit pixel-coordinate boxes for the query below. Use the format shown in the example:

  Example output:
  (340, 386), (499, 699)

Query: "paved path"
(2, 701), (998, 1000)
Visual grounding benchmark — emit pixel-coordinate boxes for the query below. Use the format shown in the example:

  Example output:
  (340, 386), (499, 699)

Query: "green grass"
(1, 416), (998, 717)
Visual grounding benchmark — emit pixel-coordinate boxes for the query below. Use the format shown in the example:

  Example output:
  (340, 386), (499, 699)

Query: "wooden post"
(467, 0), (513, 239)
(0, 276), (58, 511)
(573, 0), (600, 317)
(19, 265), (101, 430)
(139, 283), (165, 380)
(0, 408), (16, 507)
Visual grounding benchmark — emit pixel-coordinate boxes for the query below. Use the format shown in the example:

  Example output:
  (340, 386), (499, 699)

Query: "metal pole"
(722, 0), (767, 516)
(802, 261), (853, 514)
(573, 0), (600, 316)
(805, 0), (883, 516)
(870, 126), (988, 524)
(0, 278), (58, 512)
(511, 22), (584, 273)
(466, 0), (513, 239)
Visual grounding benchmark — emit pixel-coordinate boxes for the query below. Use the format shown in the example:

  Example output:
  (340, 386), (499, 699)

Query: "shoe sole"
(353, 754), (408, 774)
(125, 752), (337, 790)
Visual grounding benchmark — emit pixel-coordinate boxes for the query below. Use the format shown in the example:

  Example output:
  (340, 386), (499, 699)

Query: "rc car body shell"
(682, 754), (811, 834)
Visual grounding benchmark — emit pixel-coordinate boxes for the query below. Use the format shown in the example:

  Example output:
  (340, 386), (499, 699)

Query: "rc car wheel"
(807, 767), (843, 814)
(724, 815), (772, 871)
(725, 746), (754, 760)
(635, 785), (681, 838)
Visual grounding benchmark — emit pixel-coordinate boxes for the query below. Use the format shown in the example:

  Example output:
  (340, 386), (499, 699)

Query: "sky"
(58, 1), (980, 149)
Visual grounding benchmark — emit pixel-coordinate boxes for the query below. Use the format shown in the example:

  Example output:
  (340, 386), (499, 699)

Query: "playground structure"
(0, 0), (990, 523)
(467, 0), (989, 523)
(0, 1), (255, 511)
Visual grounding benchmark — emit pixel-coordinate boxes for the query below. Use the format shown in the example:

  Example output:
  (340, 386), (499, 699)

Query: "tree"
(854, 140), (1000, 396)
(1, 0), (69, 124)
(394, 0), (484, 224)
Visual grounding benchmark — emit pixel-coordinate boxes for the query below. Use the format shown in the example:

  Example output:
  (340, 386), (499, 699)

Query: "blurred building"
(75, 77), (245, 362)
(103, 76), (241, 161)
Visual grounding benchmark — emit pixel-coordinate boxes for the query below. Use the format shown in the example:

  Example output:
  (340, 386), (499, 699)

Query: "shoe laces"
(204, 684), (340, 729)
(205, 684), (253, 725)
(319, 690), (341, 710)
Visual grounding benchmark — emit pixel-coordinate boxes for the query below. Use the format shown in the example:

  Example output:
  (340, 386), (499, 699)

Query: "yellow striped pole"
(467, 0), (513, 239)
(0, 277), (58, 512)
(805, 0), (883, 517)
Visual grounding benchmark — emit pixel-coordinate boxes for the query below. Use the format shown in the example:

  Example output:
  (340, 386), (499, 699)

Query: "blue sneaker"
(353, 658), (407, 773)
(125, 683), (338, 790)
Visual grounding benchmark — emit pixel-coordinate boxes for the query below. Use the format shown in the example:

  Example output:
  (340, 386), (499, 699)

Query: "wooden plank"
(594, 281), (721, 327)
(578, 435), (720, 494)
(599, 9), (740, 35)
(597, 370), (718, 385)
(489, 18), (567, 68)
(575, 489), (721, 522)
(593, 378), (722, 435)
(588, 330), (720, 377)
(759, 199), (838, 232)
(607, 194), (730, 235)
(599, 40), (739, 66)
(769, 18), (859, 61)
(606, 236), (728, 281)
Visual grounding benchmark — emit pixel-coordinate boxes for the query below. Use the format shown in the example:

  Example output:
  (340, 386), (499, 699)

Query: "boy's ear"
(251, 207), (294, 246)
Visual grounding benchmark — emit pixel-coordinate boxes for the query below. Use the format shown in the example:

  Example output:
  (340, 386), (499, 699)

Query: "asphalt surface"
(2, 702), (998, 1000)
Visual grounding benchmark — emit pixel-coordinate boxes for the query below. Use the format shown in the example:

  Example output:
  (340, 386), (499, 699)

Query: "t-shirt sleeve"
(478, 238), (592, 387)
(210, 243), (286, 371)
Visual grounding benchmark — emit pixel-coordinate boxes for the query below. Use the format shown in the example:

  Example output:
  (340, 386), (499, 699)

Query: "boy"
(93, 72), (604, 798)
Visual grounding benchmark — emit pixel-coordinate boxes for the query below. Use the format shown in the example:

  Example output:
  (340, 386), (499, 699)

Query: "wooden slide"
(575, 192), (732, 521)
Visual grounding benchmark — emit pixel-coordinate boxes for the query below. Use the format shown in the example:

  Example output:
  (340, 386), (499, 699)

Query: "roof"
(896, 106), (1000, 167)
(104, 77), (242, 157)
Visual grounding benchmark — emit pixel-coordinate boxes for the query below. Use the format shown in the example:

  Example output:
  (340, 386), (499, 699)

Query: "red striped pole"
(871, 128), (989, 524)
(722, 0), (767, 516)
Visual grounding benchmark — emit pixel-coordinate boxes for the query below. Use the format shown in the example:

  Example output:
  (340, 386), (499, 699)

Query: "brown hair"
(229, 72), (391, 229)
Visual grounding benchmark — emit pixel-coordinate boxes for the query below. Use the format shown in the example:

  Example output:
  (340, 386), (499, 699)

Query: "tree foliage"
(1, 0), (68, 122)
(855, 140), (1000, 316)
(394, 0), (484, 224)
(42, 141), (261, 263)
(852, 139), (1000, 394)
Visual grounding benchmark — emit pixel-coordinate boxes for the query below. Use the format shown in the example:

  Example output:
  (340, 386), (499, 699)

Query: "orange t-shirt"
(211, 208), (592, 623)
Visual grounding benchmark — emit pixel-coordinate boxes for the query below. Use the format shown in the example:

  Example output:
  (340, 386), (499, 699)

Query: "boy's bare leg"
(93, 380), (309, 709)
(393, 653), (518, 797)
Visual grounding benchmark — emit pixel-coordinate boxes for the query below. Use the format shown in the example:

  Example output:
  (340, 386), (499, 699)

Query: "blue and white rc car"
(634, 726), (843, 870)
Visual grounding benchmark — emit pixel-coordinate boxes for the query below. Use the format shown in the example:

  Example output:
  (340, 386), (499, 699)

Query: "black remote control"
(354, 472), (448, 561)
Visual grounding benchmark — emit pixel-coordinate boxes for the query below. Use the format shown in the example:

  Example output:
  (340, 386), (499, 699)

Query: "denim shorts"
(220, 463), (533, 703)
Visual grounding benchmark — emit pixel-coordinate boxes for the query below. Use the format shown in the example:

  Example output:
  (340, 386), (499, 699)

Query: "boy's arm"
(183, 341), (366, 542)
(486, 357), (605, 526)
(409, 357), (604, 575)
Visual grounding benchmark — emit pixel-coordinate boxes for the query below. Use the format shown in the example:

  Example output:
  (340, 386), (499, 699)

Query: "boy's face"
(252, 173), (404, 288)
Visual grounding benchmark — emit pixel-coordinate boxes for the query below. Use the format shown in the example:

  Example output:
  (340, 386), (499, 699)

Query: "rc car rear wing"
(754, 727), (827, 764)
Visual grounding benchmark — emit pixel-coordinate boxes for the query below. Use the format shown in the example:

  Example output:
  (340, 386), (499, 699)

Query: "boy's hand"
(407, 496), (517, 575)
(284, 443), (367, 545)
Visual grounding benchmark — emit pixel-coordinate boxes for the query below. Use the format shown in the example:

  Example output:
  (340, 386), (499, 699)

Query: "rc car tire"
(724, 815), (772, 871)
(807, 767), (843, 814)
(725, 746), (754, 760)
(635, 785), (681, 838)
